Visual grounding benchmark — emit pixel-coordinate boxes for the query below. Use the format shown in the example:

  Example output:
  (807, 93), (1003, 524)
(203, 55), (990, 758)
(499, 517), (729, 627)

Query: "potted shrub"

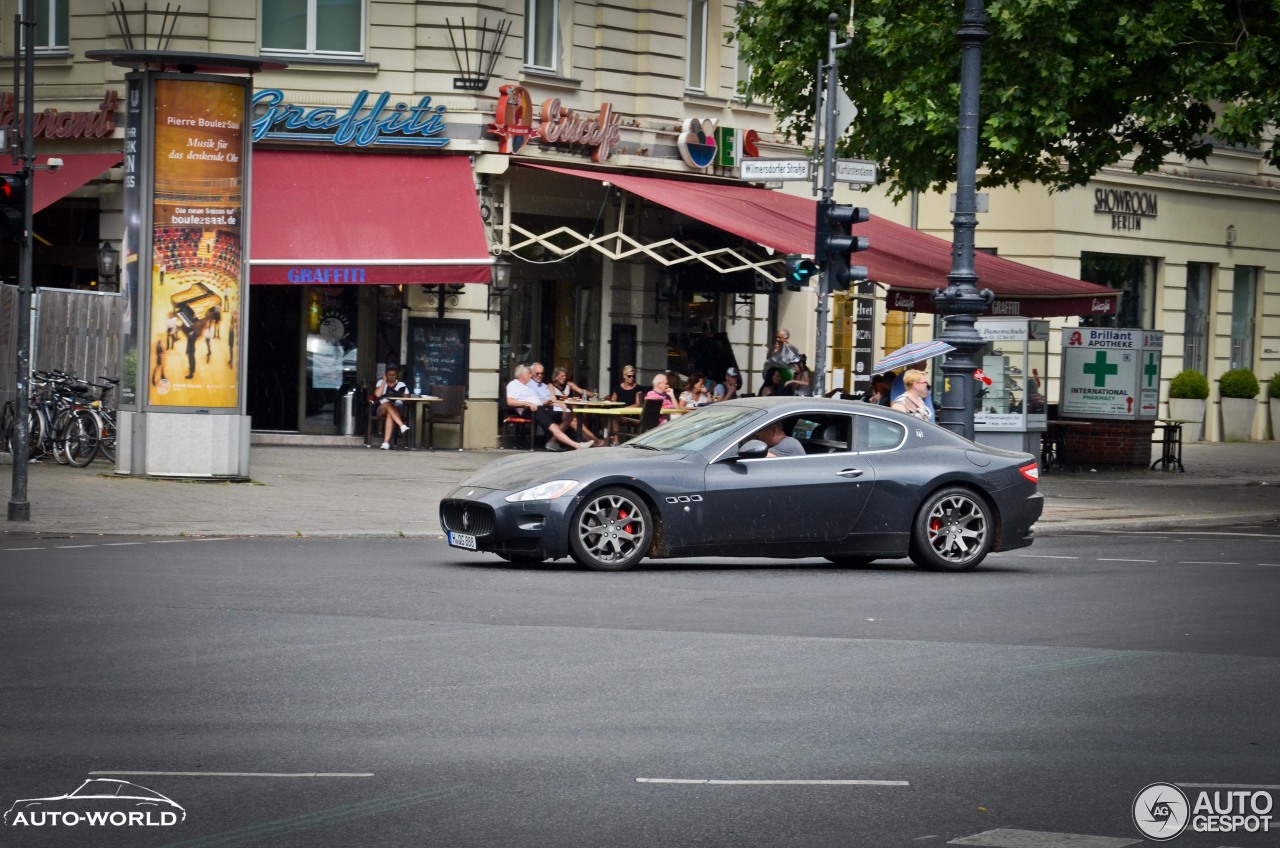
(1218, 367), (1260, 441)
(1269, 372), (1280, 441)
(1167, 369), (1209, 442)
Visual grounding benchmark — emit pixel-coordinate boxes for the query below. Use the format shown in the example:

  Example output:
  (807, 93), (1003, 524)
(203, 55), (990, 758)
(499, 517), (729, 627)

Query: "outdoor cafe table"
(399, 395), (440, 449)
(563, 398), (625, 439)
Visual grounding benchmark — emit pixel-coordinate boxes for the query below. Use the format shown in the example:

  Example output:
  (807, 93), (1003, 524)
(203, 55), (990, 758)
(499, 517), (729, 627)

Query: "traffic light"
(784, 254), (819, 292)
(0, 172), (26, 240)
(815, 200), (870, 290)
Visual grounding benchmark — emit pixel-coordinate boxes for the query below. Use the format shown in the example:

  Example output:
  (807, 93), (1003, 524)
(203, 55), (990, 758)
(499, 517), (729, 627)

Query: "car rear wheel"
(568, 487), (653, 571)
(909, 487), (992, 572)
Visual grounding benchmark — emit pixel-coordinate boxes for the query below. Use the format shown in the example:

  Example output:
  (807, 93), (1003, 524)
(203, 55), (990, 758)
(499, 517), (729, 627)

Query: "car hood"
(458, 447), (693, 491)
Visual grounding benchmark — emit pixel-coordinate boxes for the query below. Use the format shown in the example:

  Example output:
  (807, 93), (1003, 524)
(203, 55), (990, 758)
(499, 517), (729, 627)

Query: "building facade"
(3, 0), (1276, 448)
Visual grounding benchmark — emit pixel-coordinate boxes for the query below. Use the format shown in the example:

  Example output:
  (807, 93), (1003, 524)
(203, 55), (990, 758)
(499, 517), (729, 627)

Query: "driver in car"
(750, 421), (804, 458)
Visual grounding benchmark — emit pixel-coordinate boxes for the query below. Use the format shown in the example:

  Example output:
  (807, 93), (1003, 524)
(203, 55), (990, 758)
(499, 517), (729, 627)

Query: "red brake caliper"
(619, 506), (632, 535)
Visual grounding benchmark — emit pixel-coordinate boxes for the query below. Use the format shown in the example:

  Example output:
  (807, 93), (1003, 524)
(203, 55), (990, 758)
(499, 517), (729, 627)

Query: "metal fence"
(0, 284), (123, 407)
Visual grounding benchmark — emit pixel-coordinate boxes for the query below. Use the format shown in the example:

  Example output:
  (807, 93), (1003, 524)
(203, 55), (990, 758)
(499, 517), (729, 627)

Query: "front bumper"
(440, 487), (577, 561)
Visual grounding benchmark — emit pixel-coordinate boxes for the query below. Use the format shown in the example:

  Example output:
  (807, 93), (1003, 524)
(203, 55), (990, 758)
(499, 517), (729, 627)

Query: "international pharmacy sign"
(1059, 328), (1163, 419)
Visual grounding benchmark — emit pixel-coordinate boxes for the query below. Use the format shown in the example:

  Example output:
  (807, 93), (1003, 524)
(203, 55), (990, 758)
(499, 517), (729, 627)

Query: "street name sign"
(740, 158), (810, 182)
(835, 159), (878, 185)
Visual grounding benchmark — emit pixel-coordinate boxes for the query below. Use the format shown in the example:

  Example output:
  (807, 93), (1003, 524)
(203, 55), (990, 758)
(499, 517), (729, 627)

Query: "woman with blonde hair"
(891, 369), (934, 422)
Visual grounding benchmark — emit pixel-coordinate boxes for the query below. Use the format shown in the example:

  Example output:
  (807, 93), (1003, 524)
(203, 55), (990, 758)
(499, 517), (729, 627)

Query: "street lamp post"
(932, 0), (994, 440)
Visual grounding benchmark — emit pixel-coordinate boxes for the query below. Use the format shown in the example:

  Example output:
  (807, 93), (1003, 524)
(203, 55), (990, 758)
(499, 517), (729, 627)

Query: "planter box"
(1220, 397), (1255, 441)
(1168, 398), (1205, 442)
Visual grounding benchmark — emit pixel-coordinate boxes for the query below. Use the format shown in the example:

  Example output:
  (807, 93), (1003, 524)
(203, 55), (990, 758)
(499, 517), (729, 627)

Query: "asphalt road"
(2, 526), (1278, 847)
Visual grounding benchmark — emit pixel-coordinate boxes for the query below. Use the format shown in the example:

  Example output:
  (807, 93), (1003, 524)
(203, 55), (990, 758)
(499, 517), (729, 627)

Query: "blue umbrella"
(871, 339), (956, 374)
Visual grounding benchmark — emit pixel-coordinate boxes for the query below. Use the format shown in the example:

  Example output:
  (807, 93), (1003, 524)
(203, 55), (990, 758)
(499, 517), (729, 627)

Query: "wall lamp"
(1226, 224), (1238, 246)
(653, 271), (678, 322)
(486, 257), (512, 319)
(97, 240), (120, 289)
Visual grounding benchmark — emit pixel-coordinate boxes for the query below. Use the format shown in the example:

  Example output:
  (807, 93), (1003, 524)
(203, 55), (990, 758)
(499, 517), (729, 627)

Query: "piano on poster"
(171, 282), (222, 330)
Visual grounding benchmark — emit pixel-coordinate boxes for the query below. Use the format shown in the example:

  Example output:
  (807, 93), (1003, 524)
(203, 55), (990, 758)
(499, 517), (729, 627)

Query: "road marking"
(636, 778), (908, 786)
(89, 770), (375, 778)
(150, 539), (191, 544)
(104, 541), (145, 546)
(55, 544), (95, 549)
(1019, 554), (1080, 559)
(1097, 558), (1157, 563)
(948, 829), (1139, 847)
(1178, 561), (1239, 565)
(3, 546), (45, 551)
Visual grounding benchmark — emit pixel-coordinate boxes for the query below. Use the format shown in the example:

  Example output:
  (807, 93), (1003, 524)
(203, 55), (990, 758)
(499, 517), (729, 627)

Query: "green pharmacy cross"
(1083, 350), (1119, 387)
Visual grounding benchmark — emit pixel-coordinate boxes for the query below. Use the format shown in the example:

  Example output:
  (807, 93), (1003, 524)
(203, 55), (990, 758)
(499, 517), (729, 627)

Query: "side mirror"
(735, 439), (769, 459)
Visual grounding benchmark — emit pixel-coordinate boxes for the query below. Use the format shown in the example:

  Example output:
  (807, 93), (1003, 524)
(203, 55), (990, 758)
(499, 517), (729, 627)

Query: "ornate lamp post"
(97, 240), (120, 289)
(932, 0), (994, 440)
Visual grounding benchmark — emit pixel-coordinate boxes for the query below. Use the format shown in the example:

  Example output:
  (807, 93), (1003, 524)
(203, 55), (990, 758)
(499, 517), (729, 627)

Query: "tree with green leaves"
(733, 0), (1280, 200)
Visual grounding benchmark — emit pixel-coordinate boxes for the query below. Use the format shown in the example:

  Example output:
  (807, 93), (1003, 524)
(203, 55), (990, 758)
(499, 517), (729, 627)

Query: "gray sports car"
(440, 397), (1042, 572)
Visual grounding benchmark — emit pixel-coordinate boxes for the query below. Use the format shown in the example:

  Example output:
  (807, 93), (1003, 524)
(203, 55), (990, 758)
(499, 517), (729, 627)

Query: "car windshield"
(627, 406), (760, 451)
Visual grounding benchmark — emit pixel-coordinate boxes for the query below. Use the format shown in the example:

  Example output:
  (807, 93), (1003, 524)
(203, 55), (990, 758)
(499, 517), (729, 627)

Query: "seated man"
(506, 363), (591, 451)
(373, 365), (411, 450)
(748, 420), (804, 458)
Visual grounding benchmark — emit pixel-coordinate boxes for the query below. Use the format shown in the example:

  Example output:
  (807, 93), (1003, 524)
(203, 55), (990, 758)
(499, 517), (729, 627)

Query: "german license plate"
(448, 531), (477, 550)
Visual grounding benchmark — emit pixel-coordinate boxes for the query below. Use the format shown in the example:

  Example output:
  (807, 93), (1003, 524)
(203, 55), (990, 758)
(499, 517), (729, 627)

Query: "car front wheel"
(568, 487), (653, 571)
(909, 487), (992, 572)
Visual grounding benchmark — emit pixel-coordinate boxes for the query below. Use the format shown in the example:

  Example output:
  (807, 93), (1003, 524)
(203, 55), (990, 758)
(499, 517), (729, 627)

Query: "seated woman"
(679, 372), (713, 407)
(549, 366), (605, 448)
(759, 367), (786, 397)
(373, 365), (411, 449)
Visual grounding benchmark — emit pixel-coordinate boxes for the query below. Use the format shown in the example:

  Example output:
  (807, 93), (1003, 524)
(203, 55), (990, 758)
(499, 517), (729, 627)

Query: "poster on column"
(147, 78), (244, 408)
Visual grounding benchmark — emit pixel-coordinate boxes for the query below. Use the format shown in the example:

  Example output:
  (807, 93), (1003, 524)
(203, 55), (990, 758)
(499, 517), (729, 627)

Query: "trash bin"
(338, 387), (357, 436)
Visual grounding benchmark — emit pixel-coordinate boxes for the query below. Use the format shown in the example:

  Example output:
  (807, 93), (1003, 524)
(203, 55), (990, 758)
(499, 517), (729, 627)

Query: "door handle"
(836, 468), (864, 478)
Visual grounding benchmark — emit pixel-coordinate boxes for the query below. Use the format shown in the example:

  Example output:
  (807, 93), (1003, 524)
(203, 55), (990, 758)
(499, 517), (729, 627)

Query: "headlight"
(504, 480), (579, 502)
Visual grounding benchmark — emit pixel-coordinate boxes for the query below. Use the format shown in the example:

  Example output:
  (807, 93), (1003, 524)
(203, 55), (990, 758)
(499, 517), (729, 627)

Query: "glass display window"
(974, 318), (1049, 432)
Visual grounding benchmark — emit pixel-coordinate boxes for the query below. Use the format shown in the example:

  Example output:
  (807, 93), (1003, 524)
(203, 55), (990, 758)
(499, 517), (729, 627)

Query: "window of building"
(686, 0), (708, 92)
(1080, 253), (1157, 330)
(28, 0), (68, 52)
(1183, 262), (1212, 373)
(524, 0), (559, 72)
(734, 44), (751, 101)
(261, 0), (363, 58)
(1230, 266), (1258, 370)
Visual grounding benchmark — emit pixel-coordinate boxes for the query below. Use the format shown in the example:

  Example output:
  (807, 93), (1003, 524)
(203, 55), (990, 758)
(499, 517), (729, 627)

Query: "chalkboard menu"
(407, 318), (469, 394)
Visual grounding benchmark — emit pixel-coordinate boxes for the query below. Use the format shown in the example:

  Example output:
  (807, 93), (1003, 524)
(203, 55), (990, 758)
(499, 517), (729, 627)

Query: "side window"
(525, 0), (560, 72)
(858, 416), (906, 452)
(262, 0), (364, 58)
(789, 415), (853, 455)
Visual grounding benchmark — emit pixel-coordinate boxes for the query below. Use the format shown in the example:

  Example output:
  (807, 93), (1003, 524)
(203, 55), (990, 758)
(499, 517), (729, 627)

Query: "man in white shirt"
(506, 363), (590, 451)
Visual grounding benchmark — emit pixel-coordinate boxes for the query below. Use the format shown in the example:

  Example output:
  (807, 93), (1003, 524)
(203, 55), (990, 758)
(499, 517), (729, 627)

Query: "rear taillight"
(1019, 462), (1039, 484)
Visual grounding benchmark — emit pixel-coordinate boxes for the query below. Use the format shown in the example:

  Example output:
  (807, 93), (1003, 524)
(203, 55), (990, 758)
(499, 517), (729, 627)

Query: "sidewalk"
(3, 441), (1279, 540)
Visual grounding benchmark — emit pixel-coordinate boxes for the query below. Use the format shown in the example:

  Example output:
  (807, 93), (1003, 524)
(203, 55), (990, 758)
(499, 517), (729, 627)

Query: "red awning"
(0, 153), (121, 213)
(526, 163), (1119, 318)
(250, 151), (492, 285)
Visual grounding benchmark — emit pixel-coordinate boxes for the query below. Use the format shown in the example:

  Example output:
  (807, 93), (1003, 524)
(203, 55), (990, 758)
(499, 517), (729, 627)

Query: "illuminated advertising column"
(116, 71), (252, 478)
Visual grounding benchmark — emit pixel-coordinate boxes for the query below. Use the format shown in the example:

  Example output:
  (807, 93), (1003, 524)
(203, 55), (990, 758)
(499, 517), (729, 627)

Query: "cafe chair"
(426, 384), (466, 450)
(501, 408), (538, 450)
(638, 397), (665, 433)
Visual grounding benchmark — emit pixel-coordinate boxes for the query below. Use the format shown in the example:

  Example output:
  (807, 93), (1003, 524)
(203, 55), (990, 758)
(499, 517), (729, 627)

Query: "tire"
(98, 418), (117, 463)
(7, 408), (43, 457)
(63, 410), (101, 467)
(51, 409), (77, 465)
(824, 555), (877, 567)
(567, 487), (653, 571)
(909, 487), (993, 572)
